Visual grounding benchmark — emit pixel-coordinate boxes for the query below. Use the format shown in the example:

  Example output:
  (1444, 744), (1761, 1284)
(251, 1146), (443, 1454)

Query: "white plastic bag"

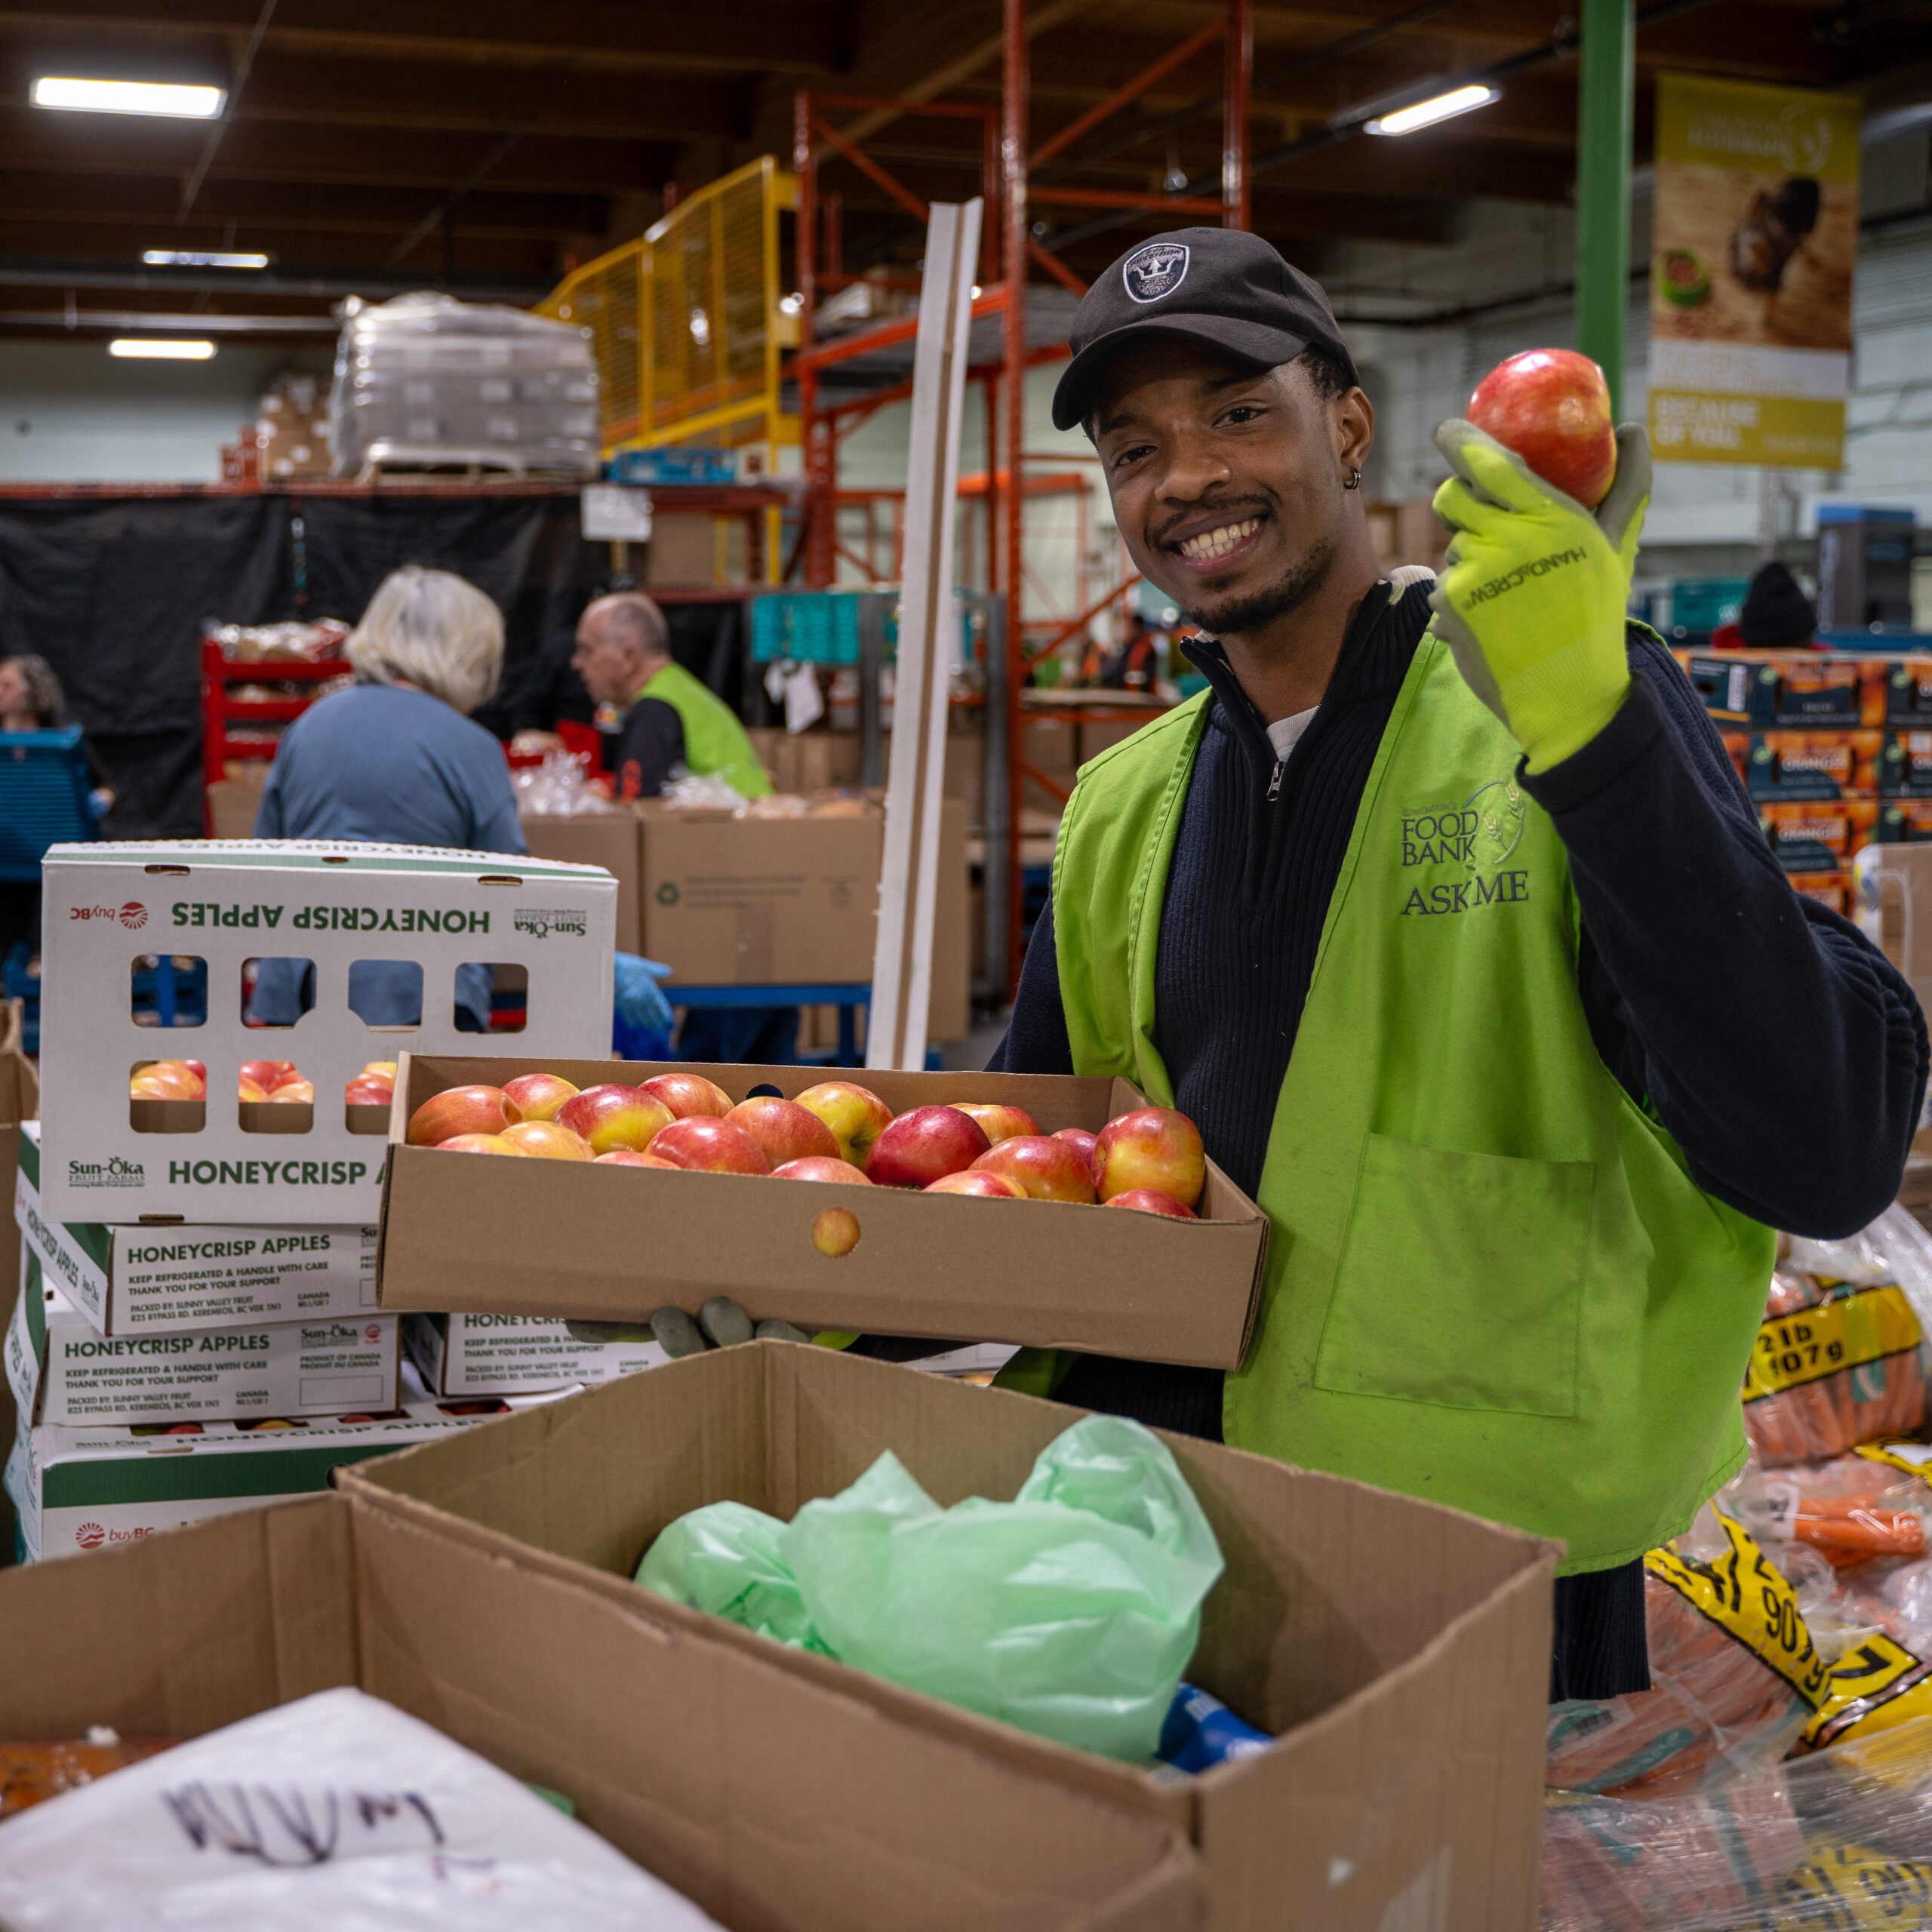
(0, 1687), (721, 1931)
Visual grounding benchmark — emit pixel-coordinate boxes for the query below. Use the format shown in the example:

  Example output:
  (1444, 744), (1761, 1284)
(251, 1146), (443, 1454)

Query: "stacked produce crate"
(1676, 648), (1932, 915)
(8, 839), (621, 1558)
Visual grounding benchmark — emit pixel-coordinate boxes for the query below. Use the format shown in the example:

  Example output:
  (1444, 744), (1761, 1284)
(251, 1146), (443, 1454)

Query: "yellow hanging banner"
(1647, 73), (1860, 468)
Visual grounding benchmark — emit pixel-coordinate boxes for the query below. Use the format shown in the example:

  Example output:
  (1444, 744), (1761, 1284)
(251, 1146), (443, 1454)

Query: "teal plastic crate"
(749, 592), (978, 667)
(1670, 577), (1749, 638)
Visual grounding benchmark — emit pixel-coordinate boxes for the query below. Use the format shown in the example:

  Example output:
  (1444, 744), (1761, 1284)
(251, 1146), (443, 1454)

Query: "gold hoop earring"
(1343, 467), (1362, 491)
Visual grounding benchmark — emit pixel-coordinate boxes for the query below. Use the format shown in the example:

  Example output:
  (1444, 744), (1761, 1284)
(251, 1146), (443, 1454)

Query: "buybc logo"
(513, 906), (588, 940)
(365, 1324), (382, 1343)
(75, 1521), (105, 1550)
(1400, 778), (1530, 918)
(1122, 240), (1189, 303)
(69, 1155), (145, 1189)
(67, 900), (147, 928)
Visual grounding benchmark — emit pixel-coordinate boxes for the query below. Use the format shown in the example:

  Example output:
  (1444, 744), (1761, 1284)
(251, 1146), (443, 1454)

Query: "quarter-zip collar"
(1185, 576), (1436, 792)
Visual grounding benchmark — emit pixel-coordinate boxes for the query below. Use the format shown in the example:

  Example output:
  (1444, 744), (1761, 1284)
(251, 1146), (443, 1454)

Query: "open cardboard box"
(377, 1056), (1267, 1369)
(0, 1493), (1196, 1932)
(343, 1342), (1558, 1932)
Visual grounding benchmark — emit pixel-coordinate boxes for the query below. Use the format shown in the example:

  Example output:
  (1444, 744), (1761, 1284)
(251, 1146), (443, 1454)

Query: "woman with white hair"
(251, 565), (523, 1029)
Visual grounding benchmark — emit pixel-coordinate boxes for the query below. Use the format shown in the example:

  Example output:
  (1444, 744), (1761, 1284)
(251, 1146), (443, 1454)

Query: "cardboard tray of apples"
(375, 1055), (1270, 1370)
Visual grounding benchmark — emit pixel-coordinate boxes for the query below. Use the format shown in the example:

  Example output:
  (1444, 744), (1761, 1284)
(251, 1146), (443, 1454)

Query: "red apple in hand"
(1092, 1107), (1205, 1208)
(867, 1105), (990, 1189)
(1053, 1126), (1098, 1174)
(949, 1102), (1039, 1146)
(1104, 1189), (1196, 1219)
(970, 1134), (1096, 1204)
(1466, 349), (1615, 509)
(728, 1097), (838, 1168)
(638, 1072), (734, 1120)
(408, 1084), (519, 1146)
(794, 1081), (894, 1170)
(773, 1156), (873, 1185)
(557, 1083), (675, 1155)
(503, 1072), (580, 1122)
(649, 1116), (771, 1175)
(926, 1170), (1023, 1198)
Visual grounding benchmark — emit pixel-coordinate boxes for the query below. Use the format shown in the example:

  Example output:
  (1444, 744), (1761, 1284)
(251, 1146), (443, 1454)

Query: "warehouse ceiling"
(0, 0), (1924, 340)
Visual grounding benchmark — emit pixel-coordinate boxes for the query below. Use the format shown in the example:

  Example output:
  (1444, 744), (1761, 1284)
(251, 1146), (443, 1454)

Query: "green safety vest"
(635, 660), (773, 798)
(1051, 628), (1774, 1574)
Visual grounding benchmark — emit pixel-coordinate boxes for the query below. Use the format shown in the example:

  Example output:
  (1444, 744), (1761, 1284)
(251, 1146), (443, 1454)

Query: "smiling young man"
(994, 227), (1927, 1696)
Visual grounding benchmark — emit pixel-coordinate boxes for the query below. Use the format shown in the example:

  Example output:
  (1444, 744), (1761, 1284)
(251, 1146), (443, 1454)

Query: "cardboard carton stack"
(1677, 648), (1932, 915)
(10, 841), (619, 1556)
(255, 373), (332, 482)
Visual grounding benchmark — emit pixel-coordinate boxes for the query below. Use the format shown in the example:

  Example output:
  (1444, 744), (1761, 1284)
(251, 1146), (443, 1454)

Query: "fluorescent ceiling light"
(142, 249), (270, 269)
(32, 76), (226, 118)
(1364, 83), (1500, 137)
(109, 338), (217, 360)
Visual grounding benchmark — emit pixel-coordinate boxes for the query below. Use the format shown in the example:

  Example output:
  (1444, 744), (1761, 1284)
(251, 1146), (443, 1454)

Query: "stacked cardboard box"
(1675, 649), (1932, 915)
(255, 373), (332, 482)
(11, 841), (621, 1553)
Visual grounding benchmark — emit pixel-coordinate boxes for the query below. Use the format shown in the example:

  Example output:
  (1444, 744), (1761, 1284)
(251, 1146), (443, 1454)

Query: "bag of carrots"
(1742, 1269), (1922, 1467)
(1546, 1508), (1829, 1798)
(1542, 1712), (1932, 1931)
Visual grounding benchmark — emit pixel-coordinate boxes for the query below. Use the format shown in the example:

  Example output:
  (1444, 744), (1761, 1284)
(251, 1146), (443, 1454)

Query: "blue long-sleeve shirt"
(250, 682), (526, 1028)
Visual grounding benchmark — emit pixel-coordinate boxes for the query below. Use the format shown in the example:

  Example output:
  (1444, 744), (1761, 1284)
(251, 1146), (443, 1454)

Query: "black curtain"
(0, 491), (623, 837)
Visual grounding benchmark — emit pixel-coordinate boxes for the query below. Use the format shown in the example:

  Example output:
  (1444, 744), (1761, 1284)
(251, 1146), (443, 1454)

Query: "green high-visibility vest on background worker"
(1050, 629), (1776, 1575)
(635, 659), (772, 798)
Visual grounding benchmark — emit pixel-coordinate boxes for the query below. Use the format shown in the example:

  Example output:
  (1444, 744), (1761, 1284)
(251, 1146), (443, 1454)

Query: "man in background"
(571, 591), (771, 800)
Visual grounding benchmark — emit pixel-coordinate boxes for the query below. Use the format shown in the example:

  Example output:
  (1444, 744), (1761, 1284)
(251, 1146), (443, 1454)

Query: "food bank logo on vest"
(1399, 777), (1529, 917)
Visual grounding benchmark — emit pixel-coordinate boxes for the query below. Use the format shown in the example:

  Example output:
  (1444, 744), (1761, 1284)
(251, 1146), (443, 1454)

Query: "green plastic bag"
(634, 1416), (1224, 1761)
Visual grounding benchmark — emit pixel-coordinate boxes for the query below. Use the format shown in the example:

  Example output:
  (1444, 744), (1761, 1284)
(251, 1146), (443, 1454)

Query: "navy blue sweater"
(990, 578), (1927, 1697)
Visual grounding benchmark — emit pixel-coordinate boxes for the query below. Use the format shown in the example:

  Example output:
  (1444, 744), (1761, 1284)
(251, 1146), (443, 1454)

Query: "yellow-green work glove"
(1429, 420), (1652, 773)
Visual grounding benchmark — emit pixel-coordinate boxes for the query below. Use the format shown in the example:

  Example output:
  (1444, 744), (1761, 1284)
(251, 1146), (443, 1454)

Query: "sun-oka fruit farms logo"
(66, 900), (147, 928)
(1398, 777), (1531, 918)
(75, 1521), (106, 1549)
(512, 906), (588, 940)
(69, 1154), (145, 1189)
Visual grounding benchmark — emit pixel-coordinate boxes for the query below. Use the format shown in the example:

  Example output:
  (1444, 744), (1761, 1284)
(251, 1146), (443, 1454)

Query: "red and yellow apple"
(438, 1132), (525, 1155)
(1052, 1126), (1098, 1173)
(949, 1102), (1039, 1146)
(638, 1072), (734, 1120)
(793, 1080), (894, 1170)
(1091, 1107), (1205, 1208)
(239, 1059), (300, 1095)
(1466, 348), (1616, 509)
(925, 1170), (1023, 1198)
(648, 1116), (771, 1175)
(811, 1207), (862, 1257)
(728, 1096), (839, 1168)
(970, 1134), (1096, 1204)
(407, 1084), (519, 1147)
(343, 1077), (394, 1107)
(868, 1104), (990, 1189)
(772, 1156), (872, 1185)
(1103, 1188), (1196, 1219)
(594, 1149), (679, 1168)
(503, 1071), (580, 1122)
(262, 1078), (314, 1105)
(556, 1083), (675, 1155)
(236, 1077), (270, 1104)
(500, 1120), (593, 1160)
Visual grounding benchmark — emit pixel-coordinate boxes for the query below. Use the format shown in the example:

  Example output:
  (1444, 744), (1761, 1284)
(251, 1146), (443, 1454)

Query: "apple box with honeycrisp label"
(15, 1124), (375, 1337)
(377, 1055), (1269, 1369)
(36, 841), (616, 1224)
(2, 1350), (573, 1562)
(344, 1343), (1557, 1932)
(8, 1264), (399, 1428)
(404, 1312), (666, 1398)
(0, 1497), (1199, 1932)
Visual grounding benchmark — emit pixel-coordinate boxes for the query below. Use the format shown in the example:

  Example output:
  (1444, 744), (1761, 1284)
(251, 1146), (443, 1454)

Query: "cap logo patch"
(1121, 242), (1189, 303)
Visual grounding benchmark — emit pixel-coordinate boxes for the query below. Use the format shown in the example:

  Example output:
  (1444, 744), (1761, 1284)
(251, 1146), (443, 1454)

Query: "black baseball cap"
(1051, 227), (1359, 432)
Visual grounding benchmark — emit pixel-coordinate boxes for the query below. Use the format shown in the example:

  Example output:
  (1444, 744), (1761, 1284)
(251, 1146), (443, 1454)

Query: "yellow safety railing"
(540, 155), (795, 457)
